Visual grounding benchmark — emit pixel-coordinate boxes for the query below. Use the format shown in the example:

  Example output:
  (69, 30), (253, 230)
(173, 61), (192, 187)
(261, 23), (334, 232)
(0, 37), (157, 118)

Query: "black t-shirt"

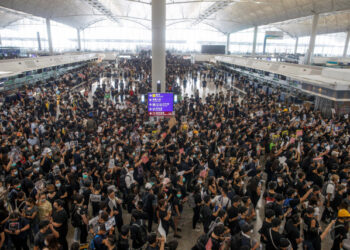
(5, 218), (29, 239)
(52, 208), (68, 235)
(159, 209), (169, 230)
(258, 220), (271, 243)
(145, 245), (159, 250)
(210, 236), (223, 250)
(266, 229), (283, 250)
(227, 205), (239, 229)
(332, 221), (347, 250)
(285, 220), (299, 250)
(200, 204), (212, 228)
(117, 236), (130, 250)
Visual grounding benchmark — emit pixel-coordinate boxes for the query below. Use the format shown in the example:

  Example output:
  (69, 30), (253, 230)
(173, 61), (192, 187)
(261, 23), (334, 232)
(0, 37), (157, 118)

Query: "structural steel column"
(226, 33), (230, 54)
(46, 18), (53, 55)
(77, 29), (81, 51)
(37, 32), (41, 51)
(252, 26), (258, 56)
(152, 0), (166, 93)
(305, 14), (319, 65)
(294, 37), (299, 54)
(343, 31), (350, 57)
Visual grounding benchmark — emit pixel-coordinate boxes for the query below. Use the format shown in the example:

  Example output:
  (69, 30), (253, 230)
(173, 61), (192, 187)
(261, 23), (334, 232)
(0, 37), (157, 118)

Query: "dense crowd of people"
(0, 54), (348, 250)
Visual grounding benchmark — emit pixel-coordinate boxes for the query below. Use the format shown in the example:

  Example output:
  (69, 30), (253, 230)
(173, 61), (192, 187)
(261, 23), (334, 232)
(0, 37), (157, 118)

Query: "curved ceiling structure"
(0, 0), (349, 37)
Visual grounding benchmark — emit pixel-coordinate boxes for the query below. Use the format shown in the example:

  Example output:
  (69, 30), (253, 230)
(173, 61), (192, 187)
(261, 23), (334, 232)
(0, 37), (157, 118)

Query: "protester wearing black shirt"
(52, 199), (68, 250)
(117, 225), (130, 250)
(285, 214), (302, 250)
(259, 209), (275, 245)
(4, 212), (30, 250)
(266, 218), (283, 250)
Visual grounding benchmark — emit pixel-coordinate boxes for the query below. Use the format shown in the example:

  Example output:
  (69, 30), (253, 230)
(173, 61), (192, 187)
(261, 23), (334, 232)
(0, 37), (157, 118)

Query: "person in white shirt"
(125, 165), (135, 190)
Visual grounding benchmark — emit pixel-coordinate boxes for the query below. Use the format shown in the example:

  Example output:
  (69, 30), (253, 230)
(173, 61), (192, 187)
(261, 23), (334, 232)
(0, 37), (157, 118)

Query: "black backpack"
(230, 232), (242, 249)
(132, 220), (148, 246)
(71, 206), (83, 228)
(119, 168), (128, 190)
(193, 234), (209, 250)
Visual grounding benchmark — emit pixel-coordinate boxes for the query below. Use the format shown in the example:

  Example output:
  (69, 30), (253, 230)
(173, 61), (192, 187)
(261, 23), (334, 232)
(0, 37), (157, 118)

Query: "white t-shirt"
(326, 182), (335, 200)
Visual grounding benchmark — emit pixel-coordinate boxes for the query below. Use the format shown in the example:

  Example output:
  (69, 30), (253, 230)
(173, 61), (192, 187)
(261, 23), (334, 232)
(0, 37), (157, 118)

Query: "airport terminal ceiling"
(0, 0), (350, 37)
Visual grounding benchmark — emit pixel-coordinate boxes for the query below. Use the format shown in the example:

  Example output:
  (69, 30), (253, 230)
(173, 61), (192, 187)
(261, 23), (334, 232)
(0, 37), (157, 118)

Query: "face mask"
(14, 171), (18, 175)
(183, 177), (186, 183)
(83, 174), (88, 179)
(41, 199), (46, 202)
(12, 163), (16, 167)
(31, 156), (35, 160)
(198, 180), (203, 184)
(56, 183), (61, 188)
(177, 194), (182, 198)
(17, 185), (21, 189)
(35, 167), (40, 172)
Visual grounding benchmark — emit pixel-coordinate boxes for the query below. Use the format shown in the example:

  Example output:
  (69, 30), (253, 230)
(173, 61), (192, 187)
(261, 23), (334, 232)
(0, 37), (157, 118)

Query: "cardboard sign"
(296, 130), (303, 137)
(105, 217), (116, 231)
(142, 156), (149, 164)
(90, 194), (102, 202)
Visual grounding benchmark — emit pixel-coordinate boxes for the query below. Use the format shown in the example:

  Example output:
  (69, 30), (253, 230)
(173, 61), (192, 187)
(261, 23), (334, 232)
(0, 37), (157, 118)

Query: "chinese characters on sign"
(148, 93), (174, 116)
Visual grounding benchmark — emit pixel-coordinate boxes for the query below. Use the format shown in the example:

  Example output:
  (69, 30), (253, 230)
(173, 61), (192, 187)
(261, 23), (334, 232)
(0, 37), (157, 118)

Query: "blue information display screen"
(148, 93), (174, 116)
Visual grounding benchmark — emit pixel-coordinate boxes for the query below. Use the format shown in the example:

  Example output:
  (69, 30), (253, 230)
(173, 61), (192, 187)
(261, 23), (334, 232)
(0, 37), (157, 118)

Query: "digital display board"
(148, 93), (174, 116)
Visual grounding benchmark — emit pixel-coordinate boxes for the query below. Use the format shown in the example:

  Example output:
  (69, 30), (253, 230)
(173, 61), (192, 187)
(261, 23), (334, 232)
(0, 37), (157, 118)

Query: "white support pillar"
(226, 33), (230, 54)
(305, 14), (319, 65)
(294, 37), (299, 54)
(152, 0), (166, 93)
(77, 29), (81, 51)
(343, 31), (350, 57)
(252, 26), (258, 56)
(46, 18), (53, 55)
(36, 32), (41, 51)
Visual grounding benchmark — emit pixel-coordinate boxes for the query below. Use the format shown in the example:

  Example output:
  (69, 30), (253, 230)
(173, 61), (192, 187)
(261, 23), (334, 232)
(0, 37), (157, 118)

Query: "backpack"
(194, 234), (209, 250)
(71, 206), (83, 228)
(137, 165), (144, 179)
(230, 233), (242, 249)
(207, 217), (223, 237)
(119, 168), (128, 190)
(132, 220), (148, 246)
(330, 223), (345, 240)
(89, 234), (102, 250)
(321, 181), (334, 197)
(141, 192), (152, 212)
